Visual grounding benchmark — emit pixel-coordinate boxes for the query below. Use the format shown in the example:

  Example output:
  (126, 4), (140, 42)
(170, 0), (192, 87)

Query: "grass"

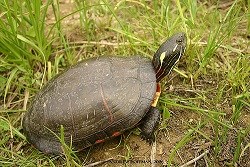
(0, 0), (249, 166)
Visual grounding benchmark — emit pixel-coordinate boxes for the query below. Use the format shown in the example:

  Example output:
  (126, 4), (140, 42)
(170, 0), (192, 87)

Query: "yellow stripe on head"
(160, 52), (165, 65)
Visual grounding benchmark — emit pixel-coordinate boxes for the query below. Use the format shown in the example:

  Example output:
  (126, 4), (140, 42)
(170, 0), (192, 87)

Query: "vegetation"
(0, 0), (249, 166)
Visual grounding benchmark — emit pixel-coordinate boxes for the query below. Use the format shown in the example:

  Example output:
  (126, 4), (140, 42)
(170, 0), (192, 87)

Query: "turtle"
(23, 32), (187, 154)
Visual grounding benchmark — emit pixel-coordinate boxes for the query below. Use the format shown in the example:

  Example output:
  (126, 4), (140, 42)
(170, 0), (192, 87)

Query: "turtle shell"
(23, 56), (156, 154)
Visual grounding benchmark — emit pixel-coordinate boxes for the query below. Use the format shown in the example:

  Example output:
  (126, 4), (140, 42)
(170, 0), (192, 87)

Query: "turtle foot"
(139, 107), (160, 143)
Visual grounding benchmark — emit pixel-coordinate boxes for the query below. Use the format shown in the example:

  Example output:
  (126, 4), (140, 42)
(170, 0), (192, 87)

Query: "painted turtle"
(23, 33), (187, 154)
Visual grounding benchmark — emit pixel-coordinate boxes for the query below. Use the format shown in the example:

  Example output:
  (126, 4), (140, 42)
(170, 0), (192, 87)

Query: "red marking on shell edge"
(112, 131), (121, 137)
(95, 139), (105, 144)
(156, 83), (161, 93)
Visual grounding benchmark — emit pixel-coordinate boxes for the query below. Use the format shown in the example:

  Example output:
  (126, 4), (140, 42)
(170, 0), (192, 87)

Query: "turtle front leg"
(139, 107), (161, 142)
(139, 83), (161, 142)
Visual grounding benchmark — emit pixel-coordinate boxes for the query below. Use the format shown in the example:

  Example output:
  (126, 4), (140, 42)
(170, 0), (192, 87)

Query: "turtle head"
(153, 32), (187, 82)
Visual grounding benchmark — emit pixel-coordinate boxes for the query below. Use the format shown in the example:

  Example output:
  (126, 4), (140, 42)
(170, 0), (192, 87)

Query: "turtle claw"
(141, 132), (155, 144)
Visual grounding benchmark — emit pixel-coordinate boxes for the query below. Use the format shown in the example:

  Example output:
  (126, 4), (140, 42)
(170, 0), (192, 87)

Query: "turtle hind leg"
(27, 133), (63, 155)
(139, 107), (161, 142)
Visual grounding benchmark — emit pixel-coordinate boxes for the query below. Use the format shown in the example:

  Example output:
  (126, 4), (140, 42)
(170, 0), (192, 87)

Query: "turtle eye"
(176, 38), (183, 44)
